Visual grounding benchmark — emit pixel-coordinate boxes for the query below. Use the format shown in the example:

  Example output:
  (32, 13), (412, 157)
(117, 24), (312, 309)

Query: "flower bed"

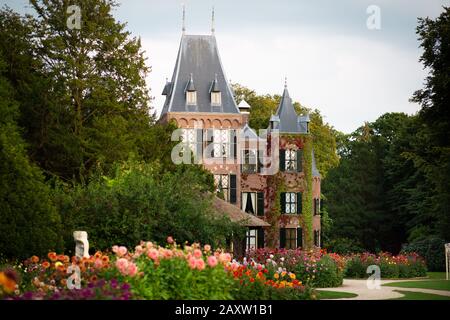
(1, 238), (313, 300)
(246, 248), (345, 288)
(344, 252), (427, 279)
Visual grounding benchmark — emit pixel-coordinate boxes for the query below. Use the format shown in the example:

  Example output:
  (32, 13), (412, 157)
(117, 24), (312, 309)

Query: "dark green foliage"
(401, 237), (446, 272)
(324, 238), (364, 255)
(0, 59), (62, 259)
(55, 159), (240, 252)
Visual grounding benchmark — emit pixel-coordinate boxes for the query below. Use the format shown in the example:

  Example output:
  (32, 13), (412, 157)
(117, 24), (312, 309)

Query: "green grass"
(315, 290), (358, 300)
(383, 279), (450, 291)
(426, 272), (447, 280)
(390, 290), (450, 300)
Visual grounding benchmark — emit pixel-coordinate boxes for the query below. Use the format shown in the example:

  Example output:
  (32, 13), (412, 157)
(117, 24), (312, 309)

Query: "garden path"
(316, 279), (450, 300)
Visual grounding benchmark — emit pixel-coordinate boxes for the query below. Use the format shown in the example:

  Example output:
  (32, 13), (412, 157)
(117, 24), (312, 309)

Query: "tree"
(410, 6), (450, 241)
(0, 58), (62, 259)
(0, 1), (154, 181)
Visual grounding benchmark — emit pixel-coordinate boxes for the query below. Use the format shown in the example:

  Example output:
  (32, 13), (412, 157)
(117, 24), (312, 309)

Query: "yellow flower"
(274, 273), (279, 279)
(55, 261), (63, 268)
(281, 271), (286, 278)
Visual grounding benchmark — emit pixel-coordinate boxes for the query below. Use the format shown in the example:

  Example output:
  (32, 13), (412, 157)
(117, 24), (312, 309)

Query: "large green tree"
(0, 58), (62, 259)
(0, 1), (155, 181)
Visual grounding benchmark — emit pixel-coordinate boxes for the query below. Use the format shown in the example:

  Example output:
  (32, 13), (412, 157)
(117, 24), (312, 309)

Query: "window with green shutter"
(280, 192), (286, 214)
(279, 149), (285, 172)
(279, 228), (286, 248)
(257, 192), (264, 216)
(297, 192), (302, 214)
(297, 149), (303, 172)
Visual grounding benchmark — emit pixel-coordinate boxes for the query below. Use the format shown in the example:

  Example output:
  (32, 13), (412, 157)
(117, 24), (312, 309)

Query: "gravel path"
(316, 279), (450, 300)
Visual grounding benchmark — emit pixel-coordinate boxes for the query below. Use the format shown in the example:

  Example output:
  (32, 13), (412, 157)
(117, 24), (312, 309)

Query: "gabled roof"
(238, 100), (251, 110)
(274, 86), (307, 133)
(160, 34), (240, 117)
(241, 123), (259, 140)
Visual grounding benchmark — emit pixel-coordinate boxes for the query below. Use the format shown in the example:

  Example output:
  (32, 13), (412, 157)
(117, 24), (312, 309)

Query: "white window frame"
(213, 129), (230, 158)
(211, 91), (221, 106)
(246, 229), (257, 251)
(241, 149), (257, 173)
(214, 174), (229, 201)
(285, 192), (297, 214)
(186, 91), (197, 105)
(285, 149), (297, 172)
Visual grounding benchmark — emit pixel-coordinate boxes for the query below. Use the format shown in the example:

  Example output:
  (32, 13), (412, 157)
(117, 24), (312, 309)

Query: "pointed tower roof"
(274, 85), (302, 133)
(160, 34), (239, 117)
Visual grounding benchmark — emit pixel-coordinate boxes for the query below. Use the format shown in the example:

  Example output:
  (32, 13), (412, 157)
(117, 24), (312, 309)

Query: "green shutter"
(279, 228), (286, 248)
(257, 228), (265, 248)
(257, 192), (264, 216)
(279, 149), (285, 172)
(297, 228), (303, 249)
(280, 192), (286, 214)
(297, 149), (303, 172)
(230, 175), (237, 204)
(297, 192), (302, 214)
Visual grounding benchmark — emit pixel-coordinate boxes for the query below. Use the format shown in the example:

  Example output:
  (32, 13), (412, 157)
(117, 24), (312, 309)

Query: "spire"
(211, 6), (215, 34)
(284, 76), (287, 88)
(182, 4), (186, 35)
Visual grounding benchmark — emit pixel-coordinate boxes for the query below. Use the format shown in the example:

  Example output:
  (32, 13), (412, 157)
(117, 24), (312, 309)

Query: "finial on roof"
(211, 6), (215, 34)
(182, 4), (186, 35)
(284, 76), (287, 88)
(165, 77), (168, 83)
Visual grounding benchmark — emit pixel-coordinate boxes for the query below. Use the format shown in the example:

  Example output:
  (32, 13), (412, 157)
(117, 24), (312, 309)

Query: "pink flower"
(163, 249), (173, 259)
(112, 245), (119, 253)
(167, 236), (174, 244)
(127, 262), (138, 277)
(188, 257), (197, 270)
(94, 259), (103, 269)
(147, 248), (159, 261)
(219, 253), (231, 263)
(117, 246), (127, 257)
(204, 244), (211, 252)
(116, 258), (129, 274)
(207, 255), (218, 268)
(193, 249), (202, 259)
(196, 259), (205, 270)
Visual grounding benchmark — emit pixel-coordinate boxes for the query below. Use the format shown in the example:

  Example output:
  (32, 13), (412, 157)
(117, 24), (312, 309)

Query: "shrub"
(324, 238), (364, 255)
(247, 248), (344, 288)
(55, 160), (242, 252)
(401, 237), (446, 271)
(344, 252), (427, 279)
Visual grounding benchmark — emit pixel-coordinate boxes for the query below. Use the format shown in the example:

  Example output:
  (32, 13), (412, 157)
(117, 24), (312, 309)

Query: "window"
(213, 129), (230, 158)
(280, 228), (297, 249)
(246, 229), (257, 251)
(285, 192), (297, 214)
(314, 198), (320, 215)
(314, 230), (321, 247)
(241, 150), (257, 173)
(211, 92), (221, 106)
(181, 129), (196, 154)
(242, 192), (256, 214)
(285, 149), (297, 171)
(186, 91), (197, 105)
(214, 174), (229, 202)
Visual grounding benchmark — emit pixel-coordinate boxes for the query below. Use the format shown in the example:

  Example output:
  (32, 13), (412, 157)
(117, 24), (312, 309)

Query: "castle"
(159, 25), (321, 255)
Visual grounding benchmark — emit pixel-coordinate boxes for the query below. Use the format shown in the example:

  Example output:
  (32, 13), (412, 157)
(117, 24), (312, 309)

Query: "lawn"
(426, 272), (446, 280)
(315, 290), (358, 300)
(390, 290), (450, 300)
(383, 279), (450, 291)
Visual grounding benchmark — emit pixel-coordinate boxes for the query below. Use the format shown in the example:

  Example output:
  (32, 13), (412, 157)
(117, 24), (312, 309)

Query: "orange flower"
(57, 254), (66, 261)
(42, 261), (50, 269)
(48, 252), (57, 262)
(94, 251), (102, 259)
(101, 255), (110, 264)
(90, 275), (98, 282)
(0, 272), (16, 294)
(31, 256), (39, 263)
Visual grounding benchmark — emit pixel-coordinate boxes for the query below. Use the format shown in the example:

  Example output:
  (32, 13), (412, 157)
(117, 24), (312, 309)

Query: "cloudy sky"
(3, 0), (448, 133)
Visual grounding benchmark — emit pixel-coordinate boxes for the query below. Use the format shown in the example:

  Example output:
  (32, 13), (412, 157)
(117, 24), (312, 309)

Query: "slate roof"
(240, 123), (259, 140)
(273, 85), (310, 134)
(160, 34), (239, 117)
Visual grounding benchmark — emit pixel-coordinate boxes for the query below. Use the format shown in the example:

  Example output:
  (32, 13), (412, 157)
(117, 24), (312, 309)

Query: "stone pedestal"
(73, 231), (90, 259)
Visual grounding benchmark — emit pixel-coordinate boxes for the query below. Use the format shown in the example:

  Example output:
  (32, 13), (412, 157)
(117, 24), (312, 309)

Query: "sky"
(2, 0), (448, 133)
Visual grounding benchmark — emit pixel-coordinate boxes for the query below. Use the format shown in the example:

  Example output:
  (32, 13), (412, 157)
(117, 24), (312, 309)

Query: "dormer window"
(185, 73), (197, 105)
(187, 91), (197, 105)
(210, 74), (221, 106)
(211, 91), (221, 106)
